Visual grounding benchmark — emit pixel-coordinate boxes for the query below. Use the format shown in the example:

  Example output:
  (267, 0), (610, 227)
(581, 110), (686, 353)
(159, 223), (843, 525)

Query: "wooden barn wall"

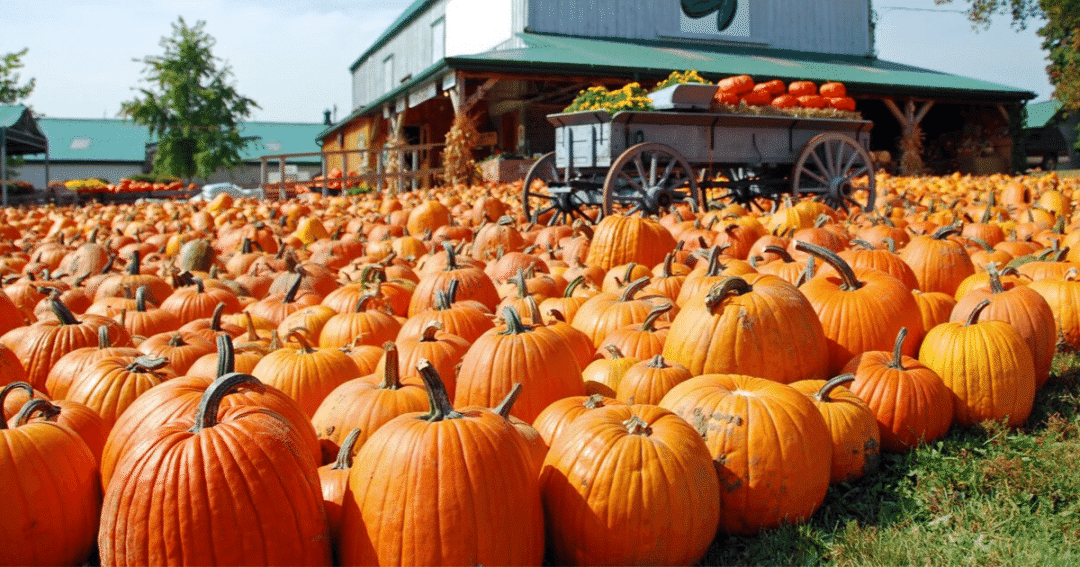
(525, 0), (871, 57)
(352, 0), (450, 110)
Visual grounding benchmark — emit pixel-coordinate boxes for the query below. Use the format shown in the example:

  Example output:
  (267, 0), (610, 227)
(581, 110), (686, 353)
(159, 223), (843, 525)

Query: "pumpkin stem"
(965, 299), (992, 326)
(850, 238), (876, 251)
(125, 356), (169, 373)
(134, 285), (150, 313)
(215, 334), (236, 378)
(704, 246), (725, 277)
(209, 302), (226, 331)
(281, 325), (317, 352)
(525, 296), (544, 325)
(190, 372), (264, 433)
(604, 344), (626, 360)
(795, 240), (863, 291)
(441, 241), (459, 271)
(883, 238), (897, 254)
(353, 294), (377, 313)
(623, 415), (652, 436)
(378, 341), (404, 390)
(563, 275), (586, 298)
(500, 306), (530, 335)
(494, 382), (524, 419)
(662, 252), (676, 277)
(815, 374), (856, 403)
(763, 244), (795, 263)
(583, 394), (609, 409)
(127, 250), (141, 276)
(513, 269), (529, 299)
(331, 428), (363, 470)
(12, 398), (61, 427)
(242, 312), (259, 342)
(97, 325), (112, 349)
(420, 321), (443, 342)
(931, 222), (962, 240)
(968, 237), (994, 252)
(283, 267), (305, 304)
(416, 359), (462, 422)
(619, 277), (651, 302)
(647, 354), (668, 369)
(640, 302), (673, 332)
(704, 276), (752, 310)
(888, 327), (909, 370)
(986, 263), (1007, 294)
(621, 263), (639, 287)
(0, 382), (37, 429)
(49, 297), (80, 326)
(168, 332), (186, 348)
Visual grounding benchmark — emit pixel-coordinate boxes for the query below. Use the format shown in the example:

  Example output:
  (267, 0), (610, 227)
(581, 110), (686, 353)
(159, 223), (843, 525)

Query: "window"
(431, 17), (445, 62)
(383, 55), (395, 94)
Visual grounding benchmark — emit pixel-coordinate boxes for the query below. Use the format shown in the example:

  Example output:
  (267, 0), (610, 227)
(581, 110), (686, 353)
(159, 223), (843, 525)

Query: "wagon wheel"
(522, 152), (600, 226)
(792, 133), (877, 214)
(603, 143), (702, 218)
(718, 167), (779, 213)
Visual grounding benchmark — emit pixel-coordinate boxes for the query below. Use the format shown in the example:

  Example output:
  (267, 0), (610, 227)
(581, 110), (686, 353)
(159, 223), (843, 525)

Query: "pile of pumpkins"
(1, 170), (1078, 566)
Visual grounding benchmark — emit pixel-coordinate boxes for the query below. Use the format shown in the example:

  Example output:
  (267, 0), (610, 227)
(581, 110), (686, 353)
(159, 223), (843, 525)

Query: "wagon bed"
(523, 83), (877, 224)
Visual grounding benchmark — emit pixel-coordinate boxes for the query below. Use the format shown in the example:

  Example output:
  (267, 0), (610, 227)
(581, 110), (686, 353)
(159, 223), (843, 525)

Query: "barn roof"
(1025, 100), (1063, 129)
(0, 105), (48, 155)
(23, 118), (324, 163)
(451, 33), (1036, 102)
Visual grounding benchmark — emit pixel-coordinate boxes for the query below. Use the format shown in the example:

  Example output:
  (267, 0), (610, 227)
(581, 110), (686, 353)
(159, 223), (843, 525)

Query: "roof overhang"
(0, 105), (48, 155)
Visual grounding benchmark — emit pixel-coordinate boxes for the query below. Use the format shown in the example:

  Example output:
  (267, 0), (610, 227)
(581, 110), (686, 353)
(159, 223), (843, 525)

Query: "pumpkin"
(660, 373), (832, 534)
(663, 275), (829, 383)
(540, 404), (720, 566)
(585, 215), (675, 271)
(116, 285), (182, 339)
(8, 397), (110, 466)
(407, 243), (500, 316)
(337, 361), (544, 566)
(596, 301), (672, 361)
(98, 373), (333, 565)
(1027, 267), (1080, 350)
(158, 276), (241, 325)
(571, 276), (663, 348)
(311, 341), (429, 459)
(252, 330), (360, 418)
(1, 380), (43, 422)
(455, 306), (586, 423)
(615, 354), (692, 405)
(844, 327), (954, 452)
(532, 393), (624, 446)
(581, 345), (640, 397)
(317, 294), (401, 349)
(950, 264), (1056, 388)
(919, 299), (1036, 428)
(791, 374), (881, 483)
(396, 279), (495, 343)
(136, 330), (215, 376)
(0, 401), (101, 566)
(318, 427), (362, 547)
(65, 355), (174, 428)
(3, 297), (131, 392)
(796, 241), (924, 375)
(899, 224), (976, 296)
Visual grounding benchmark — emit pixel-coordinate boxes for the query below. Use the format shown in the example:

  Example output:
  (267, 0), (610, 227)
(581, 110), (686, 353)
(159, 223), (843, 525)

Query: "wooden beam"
(462, 77), (500, 113)
(883, 98), (908, 128)
(914, 100), (935, 124)
(996, 103), (1011, 122)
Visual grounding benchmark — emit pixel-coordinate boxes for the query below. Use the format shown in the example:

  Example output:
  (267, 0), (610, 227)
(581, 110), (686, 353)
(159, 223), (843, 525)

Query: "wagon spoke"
(657, 156), (677, 188)
(626, 204), (642, 217)
(823, 140), (837, 177)
(846, 165), (870, 182)
(648, 153), (660, 187)
(841, 146), (860, 177)
(801, 169), (830, 189)
(618, 172), (647, 195)
(632, 155), (648, 186)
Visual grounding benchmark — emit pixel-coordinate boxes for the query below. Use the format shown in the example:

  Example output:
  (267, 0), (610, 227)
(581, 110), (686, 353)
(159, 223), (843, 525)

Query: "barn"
(318, 0), (1035, 184)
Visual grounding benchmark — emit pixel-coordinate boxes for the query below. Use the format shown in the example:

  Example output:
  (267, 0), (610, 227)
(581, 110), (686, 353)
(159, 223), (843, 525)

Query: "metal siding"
(525, 0), (870, 56)
(352, 0), (449, 110)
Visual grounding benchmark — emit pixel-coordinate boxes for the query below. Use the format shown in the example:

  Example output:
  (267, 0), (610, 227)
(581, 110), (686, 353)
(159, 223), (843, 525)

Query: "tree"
(121, 17), (258, 182)
(936, 0), (1080, 112)
(0, 48), (35, 105)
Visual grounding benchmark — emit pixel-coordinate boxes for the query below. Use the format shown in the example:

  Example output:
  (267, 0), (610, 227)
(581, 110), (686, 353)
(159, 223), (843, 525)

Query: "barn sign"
(679, 0), (750, 38)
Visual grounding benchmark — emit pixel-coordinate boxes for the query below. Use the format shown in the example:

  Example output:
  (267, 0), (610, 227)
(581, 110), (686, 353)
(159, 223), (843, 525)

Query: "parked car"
(189, 182), (265, 202)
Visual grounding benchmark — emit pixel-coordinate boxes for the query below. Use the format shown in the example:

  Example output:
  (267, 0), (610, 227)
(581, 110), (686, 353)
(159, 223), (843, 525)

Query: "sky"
(0, 0), (1057, 123)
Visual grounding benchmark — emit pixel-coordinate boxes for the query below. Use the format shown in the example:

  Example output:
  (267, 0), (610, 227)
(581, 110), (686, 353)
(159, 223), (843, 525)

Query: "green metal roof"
(0, 105), (28, 129)
(1025, 100), (1063, 129)
(349, 0), (438, 72)
(446, 33), (1036, 102)
(23, 118), (324, 163)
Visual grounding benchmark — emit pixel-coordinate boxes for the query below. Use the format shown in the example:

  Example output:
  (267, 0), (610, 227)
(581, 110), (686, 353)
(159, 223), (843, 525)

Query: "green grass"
(701, 351), (1080, 566)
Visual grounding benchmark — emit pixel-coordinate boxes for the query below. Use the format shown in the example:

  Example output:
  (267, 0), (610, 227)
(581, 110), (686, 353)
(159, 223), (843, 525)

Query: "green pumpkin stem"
(49, 297), (80, 326)
(795, 240), (863, 291)
(190, 372), (263, 432)
(763, 244), (795, 263)
(965, 299), (992, 326)
(640, 302), (673, 332)
(815, 374), (856, 403)
(514, 269), (529, 299)
(619, 277), (651, 302)
(704, 276), (752, 310)
(128, 250), (141, 276)
(583, 394), (609, 409)
(209, 302), (226, 331)
(354, 294), (377, 313)
(564, 275), (586, 298)
(379, 342), (403, 390)
(850, 238), (876, 251)
(494, 382), (524, 419)
(0, 382), (37, 430)
(283, 268), (305, 304)
(215, 334), (236, 378)
(12, 398), (61, 427)
(986, 263), (1006, 294)
(500, 306), (530, 335)
(647, 354), (668, 369)
(931, 223), (962, 240)
(888, 327), (909, 370)
(97, 325), (112, 349)
(135, 286), (150, 313)
(125, 356), (169, 373)
(331, 428), (363, 470)
(604, 344), (626, 359)
(442, 241), (459, 271)
(285, 329), (317, 353)
(416, 359), (462, 422)
(623, 415), (652, 436)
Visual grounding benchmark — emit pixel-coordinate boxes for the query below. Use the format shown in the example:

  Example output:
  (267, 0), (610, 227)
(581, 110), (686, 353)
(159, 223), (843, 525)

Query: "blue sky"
(0, 0), (1055, 123)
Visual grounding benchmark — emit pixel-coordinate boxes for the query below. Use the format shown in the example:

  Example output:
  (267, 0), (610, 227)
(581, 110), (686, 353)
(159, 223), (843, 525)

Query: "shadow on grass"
(699, 351), (1080, 566)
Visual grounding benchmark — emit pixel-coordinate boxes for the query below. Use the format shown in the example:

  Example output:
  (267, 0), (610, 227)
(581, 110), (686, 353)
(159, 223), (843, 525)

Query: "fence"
(259, 143), (446, 200)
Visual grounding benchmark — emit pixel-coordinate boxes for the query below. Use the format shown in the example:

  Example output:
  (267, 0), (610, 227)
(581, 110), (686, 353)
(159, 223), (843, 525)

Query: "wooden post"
(1, 128), (7, 208)
(884, 98), (934, 175)
(278, 157), (286, 200)
(260, 157), (267, 197)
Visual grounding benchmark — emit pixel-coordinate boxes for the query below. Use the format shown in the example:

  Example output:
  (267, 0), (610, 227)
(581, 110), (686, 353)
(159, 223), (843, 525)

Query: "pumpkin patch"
(1, 168), (1078, 564)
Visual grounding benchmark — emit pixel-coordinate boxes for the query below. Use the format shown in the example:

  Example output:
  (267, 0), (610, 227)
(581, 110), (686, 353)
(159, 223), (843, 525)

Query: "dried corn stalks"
(899, 125), (925, 176)
(442, 110), (480, 187)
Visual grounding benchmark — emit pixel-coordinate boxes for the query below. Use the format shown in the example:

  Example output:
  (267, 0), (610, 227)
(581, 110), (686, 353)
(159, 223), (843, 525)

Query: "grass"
(701, 350), (1080, 566)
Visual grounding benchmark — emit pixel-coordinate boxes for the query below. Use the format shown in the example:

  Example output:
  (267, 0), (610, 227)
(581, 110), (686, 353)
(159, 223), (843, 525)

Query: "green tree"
(0, 48), (35, 104)
(936, 0), (1080, 112)
(121, 17), (258, 183)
